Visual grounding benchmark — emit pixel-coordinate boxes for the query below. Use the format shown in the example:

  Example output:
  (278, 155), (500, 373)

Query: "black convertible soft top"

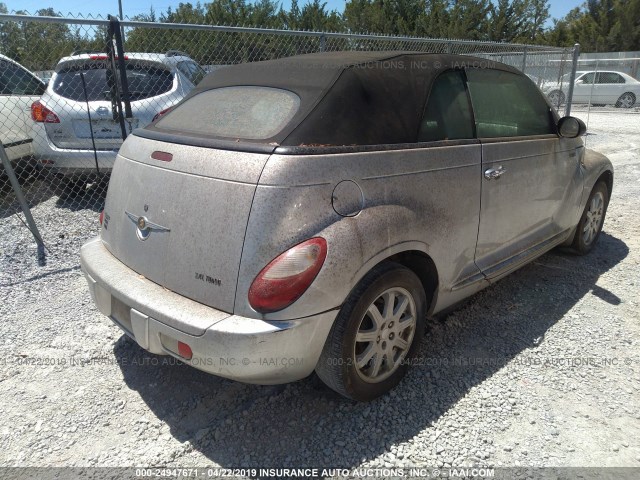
(137, 51), (520, 152)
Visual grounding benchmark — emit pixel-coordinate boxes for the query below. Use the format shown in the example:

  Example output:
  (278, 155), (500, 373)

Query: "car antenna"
(79, 71), (100, 175)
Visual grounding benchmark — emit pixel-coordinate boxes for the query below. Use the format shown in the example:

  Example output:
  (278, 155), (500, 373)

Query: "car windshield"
(53, 61), (174, 102)
(154, 86), (301, 140)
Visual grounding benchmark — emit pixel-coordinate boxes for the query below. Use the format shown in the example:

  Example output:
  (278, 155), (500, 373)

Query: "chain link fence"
(1, 12), (577, 259)
(555, 52), (640, 113)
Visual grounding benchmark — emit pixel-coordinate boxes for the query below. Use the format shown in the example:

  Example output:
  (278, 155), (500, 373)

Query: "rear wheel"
(615, 92), (636, 108)
(571, 181), (609, 255)
(315, 262), (426, 401)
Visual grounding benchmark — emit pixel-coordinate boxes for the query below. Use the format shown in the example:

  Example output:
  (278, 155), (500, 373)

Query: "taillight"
(152, 107), (173, 122)
(248, 238), (327, 314)
(31, 101), (60, 123)
(89, 55), (128, 60)
(177, 341), (193, 360)
(99, 210), (104, 225)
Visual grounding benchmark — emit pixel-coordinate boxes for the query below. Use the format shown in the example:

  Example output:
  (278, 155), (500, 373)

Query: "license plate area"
(74, 118), (139, 138)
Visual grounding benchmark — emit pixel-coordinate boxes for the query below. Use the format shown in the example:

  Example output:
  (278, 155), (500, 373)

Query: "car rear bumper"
(80, 237), (337, 384)
(32, 124), (117, 175)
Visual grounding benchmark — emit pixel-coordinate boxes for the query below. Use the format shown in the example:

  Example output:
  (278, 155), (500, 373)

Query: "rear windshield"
(154, 86), (300, 140)
(53, 61), (174, 102)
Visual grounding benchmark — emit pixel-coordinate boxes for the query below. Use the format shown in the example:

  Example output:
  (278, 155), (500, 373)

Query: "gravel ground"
(0, 111), (639, 471)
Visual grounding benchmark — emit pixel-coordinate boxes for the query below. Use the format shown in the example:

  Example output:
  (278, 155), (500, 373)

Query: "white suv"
(0, 54), (46, 172)
(30, 51), (205, 188)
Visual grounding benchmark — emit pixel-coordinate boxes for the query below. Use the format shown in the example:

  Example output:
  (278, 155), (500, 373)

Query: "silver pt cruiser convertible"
(81, 52), (613, 401)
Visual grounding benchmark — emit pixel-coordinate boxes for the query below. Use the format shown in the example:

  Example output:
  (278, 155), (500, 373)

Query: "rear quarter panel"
(234, 144), (483, 320)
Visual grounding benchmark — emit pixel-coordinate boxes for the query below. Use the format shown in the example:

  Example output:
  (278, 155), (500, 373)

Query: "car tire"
(615, 92), (636, 108)
(571, 181), (609, 255)
(315, 262), (426, 401)
(548, 90), (565, 108)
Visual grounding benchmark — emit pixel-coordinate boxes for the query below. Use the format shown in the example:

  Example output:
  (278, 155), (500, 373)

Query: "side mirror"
(558, 116), (587, 138)
(575, 79), (584, 85)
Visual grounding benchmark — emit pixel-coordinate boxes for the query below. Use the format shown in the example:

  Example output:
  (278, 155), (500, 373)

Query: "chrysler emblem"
(125, 211), (170, 241)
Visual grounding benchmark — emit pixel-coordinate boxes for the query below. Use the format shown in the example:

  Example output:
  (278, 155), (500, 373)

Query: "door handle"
(484, 166), (507, 180)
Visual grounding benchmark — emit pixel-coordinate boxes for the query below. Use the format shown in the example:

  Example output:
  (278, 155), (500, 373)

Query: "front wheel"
(315, 262), (426, 401)
(571, 181), (609, 255)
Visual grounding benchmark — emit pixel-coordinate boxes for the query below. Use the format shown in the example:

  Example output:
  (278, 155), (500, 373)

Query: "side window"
(597, 72), (625, 84)
(418, 70), (474, 142)
(465, 68), (555, 138)
(0, 61), (45, 96)
(581, 72), (596, 84)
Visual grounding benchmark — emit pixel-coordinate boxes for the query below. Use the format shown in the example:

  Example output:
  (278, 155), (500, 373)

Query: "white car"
(30, 51), (205, 190)
(0, 54), (46, 171)
(543, 70), (640, 108)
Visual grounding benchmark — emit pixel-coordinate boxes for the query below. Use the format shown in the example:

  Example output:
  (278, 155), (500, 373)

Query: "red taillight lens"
(248, 238), (327, 314)
(152, 107), (173, 122)
(31, 101), (60, 123)
(177, 341), (192, 360)
(99, 210), (104, 225)
(89, 55), (128, 60)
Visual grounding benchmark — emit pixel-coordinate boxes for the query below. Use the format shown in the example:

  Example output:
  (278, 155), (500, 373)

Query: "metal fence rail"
(1, 12), (577, 258)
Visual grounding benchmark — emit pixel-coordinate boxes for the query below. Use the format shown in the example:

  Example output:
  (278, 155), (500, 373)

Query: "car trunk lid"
(101, 134), (271, 314)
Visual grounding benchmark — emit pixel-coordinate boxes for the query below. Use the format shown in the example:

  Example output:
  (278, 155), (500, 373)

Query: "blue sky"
(7, 0), (585, 24)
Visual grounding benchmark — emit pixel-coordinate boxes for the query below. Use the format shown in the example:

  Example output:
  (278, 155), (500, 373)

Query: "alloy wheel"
(583, 191), (604, 246)
(618, 93), (635, 108)
(353, 287), (417, 383)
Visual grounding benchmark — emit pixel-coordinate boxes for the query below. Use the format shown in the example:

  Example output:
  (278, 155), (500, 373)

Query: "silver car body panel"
(474, 135), (584, 278)
(235, 141), (484, 320)
(101, 136), (270, 315)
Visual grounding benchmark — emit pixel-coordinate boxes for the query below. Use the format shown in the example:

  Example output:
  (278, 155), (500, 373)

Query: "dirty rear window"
(154, 86), (300, 140)
(53, 61), (174, 102)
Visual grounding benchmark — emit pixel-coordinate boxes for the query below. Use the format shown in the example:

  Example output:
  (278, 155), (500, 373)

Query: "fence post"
(319, 34), (326, 52)
(564, 43), (580, 117)
(107, 15), (133, 140)
(0, 144), (45, 263)
(446, 41), (452, 54)
(521, 46), (528, 73)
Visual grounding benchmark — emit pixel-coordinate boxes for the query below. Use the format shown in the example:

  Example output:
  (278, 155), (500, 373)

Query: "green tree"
(0, 7), (74, 70)
(447, 0), (492, 40)
(545, 0), (640, 51)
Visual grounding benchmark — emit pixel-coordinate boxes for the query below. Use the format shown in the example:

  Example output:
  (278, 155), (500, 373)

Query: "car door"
(572, 72), (595, 103)
(594, 72), (625, 104)
(0, 58), (46, 161)
(416, 69), (484, 296)
(465, 67), (583, 281)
